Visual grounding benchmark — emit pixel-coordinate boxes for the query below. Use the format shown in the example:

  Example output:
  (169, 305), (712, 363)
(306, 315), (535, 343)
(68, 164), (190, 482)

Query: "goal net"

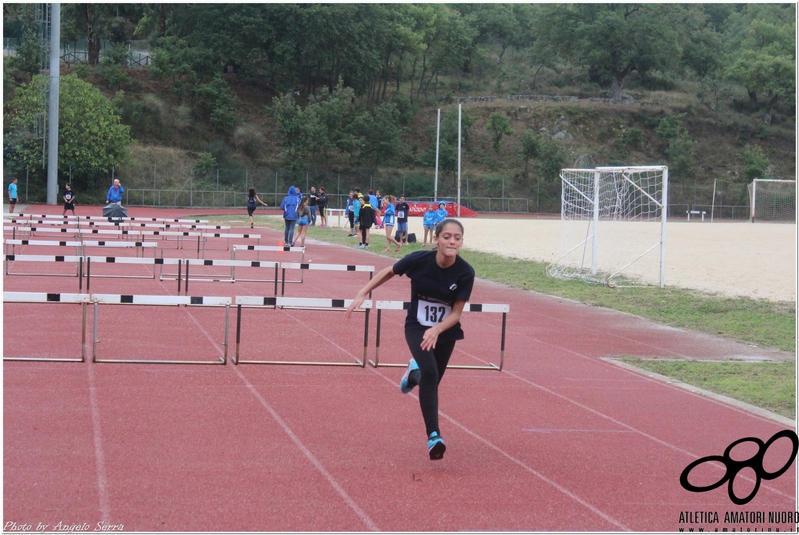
(546, 166), (668, 287)
(747, 179), (796, 222)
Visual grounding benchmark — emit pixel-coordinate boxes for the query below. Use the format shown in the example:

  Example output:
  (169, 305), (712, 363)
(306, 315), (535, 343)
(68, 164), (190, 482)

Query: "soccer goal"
(546, 166), (668, 287)
(747, 179), (796, 222)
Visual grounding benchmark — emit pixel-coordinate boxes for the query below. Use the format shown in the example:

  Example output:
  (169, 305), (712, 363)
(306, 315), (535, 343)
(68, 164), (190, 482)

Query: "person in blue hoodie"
(280, 185), (300, 246)
(422, 203), (437, 248)
(435, 202), (449, 225)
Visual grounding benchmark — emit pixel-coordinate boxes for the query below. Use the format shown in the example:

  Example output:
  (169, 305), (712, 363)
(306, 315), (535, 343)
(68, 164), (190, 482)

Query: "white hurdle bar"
(279, 262), (374, 297)
(181, 258), (280, 296)
(5, 253), (84, 285)
(5, 213), (209, 224)
(90, 293), (231, 365)
(5, 238), (157, 258)
(200, 232), (260, 254)
(233, 296), (372, 366)
(3, 292), (90, 362)
(370, 301), (509, 371)
(84, 256), (185, 293)
(232, 245), (306, 282)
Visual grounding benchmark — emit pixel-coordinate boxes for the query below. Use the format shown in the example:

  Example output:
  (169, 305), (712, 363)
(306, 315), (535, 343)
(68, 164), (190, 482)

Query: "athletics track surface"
(3, 206), (796, 532)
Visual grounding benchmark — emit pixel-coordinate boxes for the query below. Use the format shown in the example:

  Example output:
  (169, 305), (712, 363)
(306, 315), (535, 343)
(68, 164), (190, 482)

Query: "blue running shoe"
(428, 431), (446, 460)
(400, 358), (419, 394)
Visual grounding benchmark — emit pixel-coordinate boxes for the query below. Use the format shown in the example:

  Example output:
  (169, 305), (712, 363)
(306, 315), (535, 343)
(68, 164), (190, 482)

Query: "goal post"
(747, 179), (796, 222)
(547, 165), (668, 287)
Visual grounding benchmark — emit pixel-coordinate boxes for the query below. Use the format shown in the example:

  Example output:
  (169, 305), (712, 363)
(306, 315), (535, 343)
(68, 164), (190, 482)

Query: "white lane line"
(87, 363), (111, 523)
(179, 305), (380, 532)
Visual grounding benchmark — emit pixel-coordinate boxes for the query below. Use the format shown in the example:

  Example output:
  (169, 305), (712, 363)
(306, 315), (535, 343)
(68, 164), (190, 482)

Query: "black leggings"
(404, 329), (456, 437)
(348, 212), (355, 230)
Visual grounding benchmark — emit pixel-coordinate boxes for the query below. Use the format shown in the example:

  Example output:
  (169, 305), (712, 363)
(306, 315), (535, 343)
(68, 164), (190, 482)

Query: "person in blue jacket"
(106, 179), (124, 204)
(422, 203), (437, 248)
(280, 185), (300, 246)
(435, 202), (449, 224)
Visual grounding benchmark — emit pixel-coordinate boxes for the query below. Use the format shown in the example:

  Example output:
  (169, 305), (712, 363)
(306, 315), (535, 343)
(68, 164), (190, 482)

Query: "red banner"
(401, 201), (478, 218)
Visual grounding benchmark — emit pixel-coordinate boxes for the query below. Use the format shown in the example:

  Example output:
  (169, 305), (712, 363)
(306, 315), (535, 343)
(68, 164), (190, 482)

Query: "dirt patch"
(402, 216), (796, 302)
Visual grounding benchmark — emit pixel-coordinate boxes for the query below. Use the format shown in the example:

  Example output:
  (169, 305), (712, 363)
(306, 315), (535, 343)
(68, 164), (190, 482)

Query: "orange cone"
(278, 240), (285, 253)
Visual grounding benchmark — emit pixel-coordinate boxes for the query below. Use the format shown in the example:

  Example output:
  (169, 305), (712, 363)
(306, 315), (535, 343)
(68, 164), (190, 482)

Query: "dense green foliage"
(3, 4), (795, 205)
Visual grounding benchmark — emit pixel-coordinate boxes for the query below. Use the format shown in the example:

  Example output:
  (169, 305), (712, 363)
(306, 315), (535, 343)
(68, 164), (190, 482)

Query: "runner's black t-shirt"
(392, 250), (475, 342)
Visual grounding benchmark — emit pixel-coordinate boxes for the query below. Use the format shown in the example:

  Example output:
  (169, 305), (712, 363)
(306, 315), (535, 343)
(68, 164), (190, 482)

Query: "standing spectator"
(395, 195), (410, 245)
(8, 177), (18, 214)
(295, 196), (311, 247)
(435, 202), (449, 225)
(63, 183), (76, 218)
(106, 179), (124, 204)
(280, 185), (300, 246)
(246, 187), (268, 228)
(357, 195), (376, 249)
(381, 194), (402, 253)
(345, 191), (357, 236)
(375, 190), (383, 212)
(317, 187), (328, 227)
(309, 186), (319, 226)
(367, 189), (382, 228)
(422, 203), (437, 248)
(353, 193), (363, 229)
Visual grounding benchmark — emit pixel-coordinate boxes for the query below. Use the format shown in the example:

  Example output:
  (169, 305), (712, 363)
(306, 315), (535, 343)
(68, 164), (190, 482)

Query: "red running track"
(3, 205), (796, 532)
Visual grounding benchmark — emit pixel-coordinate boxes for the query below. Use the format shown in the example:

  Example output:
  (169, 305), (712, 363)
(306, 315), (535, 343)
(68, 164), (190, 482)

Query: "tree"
(4, 74), (131, 197)
(542, 4), (684, 100)
(486, 113), (513, 154)
(353, 102), (408, 173)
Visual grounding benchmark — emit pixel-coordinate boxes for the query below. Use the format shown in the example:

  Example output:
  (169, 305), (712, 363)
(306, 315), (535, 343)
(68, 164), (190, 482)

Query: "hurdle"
(5, 238), (157, 259)
(3, 292), (90, 362)
(9, 213), (209, 224)
(233, 296), (371, 366)
(83, 256), (184, 294)
(90, 293), (231, 365)
(231, 245), (305, 282)
(279, 262), (374, 298)
(200, 232), (260, 254)
(181, 259), (279, 296)
(369, 301), (509, 371)
(5, 254), (84, 286)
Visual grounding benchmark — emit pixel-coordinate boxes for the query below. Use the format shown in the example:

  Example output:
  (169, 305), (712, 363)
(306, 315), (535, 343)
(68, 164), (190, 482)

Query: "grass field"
(213, 214), (796, 420)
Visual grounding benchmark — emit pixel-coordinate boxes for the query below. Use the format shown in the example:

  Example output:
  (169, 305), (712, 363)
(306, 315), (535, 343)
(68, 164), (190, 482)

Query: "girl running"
(246, 187), (268, 228)
(346, 219), (475, 460)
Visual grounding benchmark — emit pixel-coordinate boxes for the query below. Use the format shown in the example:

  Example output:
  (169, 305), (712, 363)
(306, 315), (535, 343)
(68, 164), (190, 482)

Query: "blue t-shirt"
(8, 183), (17, 199)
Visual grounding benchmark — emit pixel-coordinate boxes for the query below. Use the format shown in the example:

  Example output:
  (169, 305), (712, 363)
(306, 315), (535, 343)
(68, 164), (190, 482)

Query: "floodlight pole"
(46, 3), (60, 205)
(711, 178), (717, 223)
(434, 108), (440, 203)
(457, 104), (462, 217)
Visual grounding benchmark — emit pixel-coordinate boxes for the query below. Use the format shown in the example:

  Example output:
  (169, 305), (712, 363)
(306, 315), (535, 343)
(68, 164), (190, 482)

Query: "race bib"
(397, 210), (406, 219)
(417, 299), (451, 327)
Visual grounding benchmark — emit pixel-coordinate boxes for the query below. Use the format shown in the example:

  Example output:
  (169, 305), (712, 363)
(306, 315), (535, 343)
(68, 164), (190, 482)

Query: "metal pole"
(660, 167), (668, 288)
(457, 104), (462, 217)
(434, 108), (440, 202)
(591, 169), (600, 276)
(46, 3), (61, 205)
(711, 178), (717, 223)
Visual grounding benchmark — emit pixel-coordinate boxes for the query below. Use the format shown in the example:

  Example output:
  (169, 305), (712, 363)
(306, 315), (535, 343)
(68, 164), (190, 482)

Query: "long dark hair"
(248, 187), (255, 198)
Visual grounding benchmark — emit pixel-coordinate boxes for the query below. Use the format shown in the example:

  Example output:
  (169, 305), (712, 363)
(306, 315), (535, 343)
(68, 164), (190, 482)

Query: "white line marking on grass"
(87, 363), (111, 523)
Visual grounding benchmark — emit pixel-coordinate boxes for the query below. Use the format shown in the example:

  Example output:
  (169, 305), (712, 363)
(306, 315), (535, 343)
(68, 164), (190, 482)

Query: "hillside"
(89, 63), (794, 214)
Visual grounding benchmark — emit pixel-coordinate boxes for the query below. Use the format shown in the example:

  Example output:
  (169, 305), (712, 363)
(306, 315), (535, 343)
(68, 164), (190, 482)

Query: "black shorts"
(64, 202), (74, 210)
(247, 206), (256, 216)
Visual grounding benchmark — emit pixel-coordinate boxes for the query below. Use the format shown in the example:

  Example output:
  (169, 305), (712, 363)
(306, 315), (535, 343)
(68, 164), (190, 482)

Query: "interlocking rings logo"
(679, 429), (798, 505)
